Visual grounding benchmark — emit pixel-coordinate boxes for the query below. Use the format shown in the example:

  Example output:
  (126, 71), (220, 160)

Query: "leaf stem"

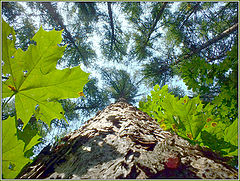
(2, 94), (15, 109)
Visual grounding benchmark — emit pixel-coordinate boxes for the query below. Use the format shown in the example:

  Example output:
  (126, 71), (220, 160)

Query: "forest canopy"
(1, 1), (238, 178)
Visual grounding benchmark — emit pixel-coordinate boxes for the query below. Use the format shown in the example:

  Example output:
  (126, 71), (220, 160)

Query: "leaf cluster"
(180, 44), (237, 121)
(142, 57), (173, 88)
(2, 19), (89, 178)
(139, 84), (237, 158)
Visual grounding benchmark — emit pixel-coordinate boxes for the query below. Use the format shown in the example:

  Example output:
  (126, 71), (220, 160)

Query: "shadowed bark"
(17, 101), (238, 179)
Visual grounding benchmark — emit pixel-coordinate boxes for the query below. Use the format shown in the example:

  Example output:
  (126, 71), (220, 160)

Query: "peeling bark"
(18, 101), (238, 179)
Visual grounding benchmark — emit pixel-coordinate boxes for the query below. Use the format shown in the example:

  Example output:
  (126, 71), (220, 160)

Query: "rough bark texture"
(18, 101), (238, 179)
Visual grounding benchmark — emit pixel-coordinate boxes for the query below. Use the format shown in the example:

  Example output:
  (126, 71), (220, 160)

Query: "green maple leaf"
(224, 118), (238, 146)
(2, 116), (31, 179)
(17, 117), (42, 151)
(2, 19), (90, 126)
(222, 118), (238, 156)
(2, 19), (17, 76)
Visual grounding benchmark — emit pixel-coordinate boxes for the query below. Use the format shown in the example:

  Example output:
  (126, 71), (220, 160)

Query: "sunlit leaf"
(2, 116), (30, 179)
(224, 119), (238, 147)
(2, 19), (90, 127)
(139, 84), (237, 156)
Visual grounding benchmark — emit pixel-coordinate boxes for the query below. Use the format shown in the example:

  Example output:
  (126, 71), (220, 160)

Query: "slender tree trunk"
(18, 100), (237, 179)
(107, 2), (115, 52)
(106, 2), (124, 55)
(175, 23), (238, 64)
(145, 2), (168, 45)
(188, 23), (238, 57)
(41, 2), (86, 63)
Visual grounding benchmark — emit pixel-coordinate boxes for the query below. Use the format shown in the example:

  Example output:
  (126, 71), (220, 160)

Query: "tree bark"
(17, 101), (238, 179)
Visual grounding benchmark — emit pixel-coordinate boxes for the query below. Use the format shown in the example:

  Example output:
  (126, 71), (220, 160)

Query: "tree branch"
(175, 23), (238, 64)
(189, 23), (238, 57)
(179, 3), (200, 29)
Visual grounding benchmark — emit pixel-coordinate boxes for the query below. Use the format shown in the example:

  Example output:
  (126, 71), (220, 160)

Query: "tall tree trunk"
(17, 100), (237, 179)
(41, 2), (86, 63)
(175, 23), (238, 64)
(145, 2), (168, 45)
(187, 23), (238, 57)
(107, 2), (115, 52)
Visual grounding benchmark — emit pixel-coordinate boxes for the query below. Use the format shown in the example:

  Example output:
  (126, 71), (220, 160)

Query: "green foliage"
(131, 33), (152, 60)
(168, 86), (186, 98)
(2, 19), (89, 178)
(60, 78), (110, 120)
(75, 2), (98, 24)
(75, 78), (110, 116)
(60, 99), (80, 121)
(62, 37), (96, 67)
(121, 2), (142, 23)
(224, 118), (238, 148)
(101, 68), (141, 104)
(123, 2), (167, 61)
(165, 2), (237, 63)
(180, 44), (238, 122)
(17, 117), (42, 153)
(2, 116), (36, 179)
(100, 22), (128, 62)
(139, 84), (237, 157)
(2, 19), (90, 127)
(180, 56), (212, 93)
(211, 45), (238, 122)
(2, 2), (238, 175)
(142, 57), (173, 87)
